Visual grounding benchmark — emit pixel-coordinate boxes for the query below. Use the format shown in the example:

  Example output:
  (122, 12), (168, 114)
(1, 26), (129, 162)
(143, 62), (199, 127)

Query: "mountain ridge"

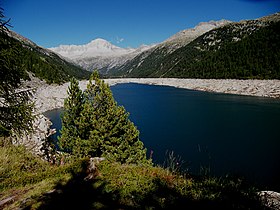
(112, 12), (280, 79)
(1, 28), (91, 84)
(47, 12), (280, 79)
(49, 38), (135, 59)
(49, 38), (155, 73)
(48, 19), (230, 74)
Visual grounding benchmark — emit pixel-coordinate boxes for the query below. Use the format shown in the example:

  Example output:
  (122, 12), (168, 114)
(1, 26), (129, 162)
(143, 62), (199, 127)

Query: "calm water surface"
(44, 83), (280, 190)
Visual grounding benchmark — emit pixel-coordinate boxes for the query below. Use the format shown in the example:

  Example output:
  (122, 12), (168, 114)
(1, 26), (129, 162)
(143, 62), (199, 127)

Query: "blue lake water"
(44, 83), (280, 190)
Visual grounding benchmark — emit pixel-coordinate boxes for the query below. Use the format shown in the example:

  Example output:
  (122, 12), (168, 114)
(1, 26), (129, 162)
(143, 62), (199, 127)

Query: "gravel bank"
(32, 78), (280, 113)
(106, 78), (280, 98)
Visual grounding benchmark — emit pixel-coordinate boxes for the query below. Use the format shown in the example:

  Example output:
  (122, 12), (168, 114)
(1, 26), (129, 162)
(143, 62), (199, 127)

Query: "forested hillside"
(0, 30), (91, 84)
(113, 13), (280, 79)
(159, 19), (280, 79)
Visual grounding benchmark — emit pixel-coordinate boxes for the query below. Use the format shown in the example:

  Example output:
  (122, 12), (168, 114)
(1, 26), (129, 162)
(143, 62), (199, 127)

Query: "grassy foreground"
(0, 145), (268, 209)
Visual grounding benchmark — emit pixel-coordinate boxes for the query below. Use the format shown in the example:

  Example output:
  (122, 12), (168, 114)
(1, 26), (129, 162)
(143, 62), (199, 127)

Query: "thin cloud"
(116, 37), (125, 44)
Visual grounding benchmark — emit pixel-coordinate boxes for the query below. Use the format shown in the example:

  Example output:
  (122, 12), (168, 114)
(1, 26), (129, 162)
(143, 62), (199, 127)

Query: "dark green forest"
(0, 31), (91, 84)
(113, 20), (280, 79)
(161, 21), (280, 79)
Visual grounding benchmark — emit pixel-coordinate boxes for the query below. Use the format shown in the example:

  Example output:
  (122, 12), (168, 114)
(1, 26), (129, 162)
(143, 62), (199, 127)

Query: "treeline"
(0, 31), (91, 84)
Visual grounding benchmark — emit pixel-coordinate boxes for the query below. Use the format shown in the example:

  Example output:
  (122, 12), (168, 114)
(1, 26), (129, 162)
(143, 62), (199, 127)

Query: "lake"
(44, 83), (280, 190)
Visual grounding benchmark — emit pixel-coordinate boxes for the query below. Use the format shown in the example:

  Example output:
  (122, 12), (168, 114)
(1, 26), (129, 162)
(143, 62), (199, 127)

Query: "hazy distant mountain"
(49, 38), (155, 74)
(49, 38), (135, 59)
(113, 13), (280, 79)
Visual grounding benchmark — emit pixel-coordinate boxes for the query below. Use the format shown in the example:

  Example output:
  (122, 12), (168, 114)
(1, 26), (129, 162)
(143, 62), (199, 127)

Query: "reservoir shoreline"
(43, 82), (280, 192)
(32, 78), (280, 113)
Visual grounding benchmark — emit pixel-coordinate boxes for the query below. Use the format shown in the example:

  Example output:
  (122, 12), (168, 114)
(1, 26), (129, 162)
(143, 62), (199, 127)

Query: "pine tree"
(59, 77), (84, 152)
(65, 71), (149, 164)
(0, 8), (34, 138)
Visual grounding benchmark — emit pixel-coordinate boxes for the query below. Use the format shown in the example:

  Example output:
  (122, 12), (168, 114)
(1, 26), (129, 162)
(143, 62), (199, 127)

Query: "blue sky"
(2, 0), (280, 48)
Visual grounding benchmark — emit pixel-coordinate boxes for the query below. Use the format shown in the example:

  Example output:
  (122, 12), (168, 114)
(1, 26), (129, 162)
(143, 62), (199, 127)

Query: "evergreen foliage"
(161, 21), (280, 79)
(112, 20), (280, 79)
(60, 71), (148, 164)
(0, 23), (91, 84)
(58, 78), (84, 152)
(0, 8), (34, 137)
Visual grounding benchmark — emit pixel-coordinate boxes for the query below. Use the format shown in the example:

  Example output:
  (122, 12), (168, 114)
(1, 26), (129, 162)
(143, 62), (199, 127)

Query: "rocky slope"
(160, 19), (231, 52)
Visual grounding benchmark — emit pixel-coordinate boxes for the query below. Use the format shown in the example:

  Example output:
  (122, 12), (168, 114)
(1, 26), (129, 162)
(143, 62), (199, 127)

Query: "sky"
(2, 0), (280, 48)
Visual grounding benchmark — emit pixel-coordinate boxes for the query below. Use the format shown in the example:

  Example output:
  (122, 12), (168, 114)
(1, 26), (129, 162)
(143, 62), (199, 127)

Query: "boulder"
(258, 191), (280, 210)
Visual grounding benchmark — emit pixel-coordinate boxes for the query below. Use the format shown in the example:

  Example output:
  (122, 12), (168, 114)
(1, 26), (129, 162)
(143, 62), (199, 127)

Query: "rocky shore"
(12, 114), (53, 155)
(33, 78), (280, 113)
(21, 77), (280, 155)
(107, 78), (280, 98)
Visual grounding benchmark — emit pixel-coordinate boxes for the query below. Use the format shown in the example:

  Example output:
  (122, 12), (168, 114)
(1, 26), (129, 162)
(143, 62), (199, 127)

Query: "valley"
(1, 6), (280, 209)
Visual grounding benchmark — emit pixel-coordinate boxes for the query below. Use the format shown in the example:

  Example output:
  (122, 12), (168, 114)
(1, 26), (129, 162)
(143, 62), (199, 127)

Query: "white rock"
(258, 191), (280, 210)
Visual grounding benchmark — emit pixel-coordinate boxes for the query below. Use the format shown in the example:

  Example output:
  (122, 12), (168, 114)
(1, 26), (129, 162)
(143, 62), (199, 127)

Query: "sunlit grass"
(0, 145), (266, 209)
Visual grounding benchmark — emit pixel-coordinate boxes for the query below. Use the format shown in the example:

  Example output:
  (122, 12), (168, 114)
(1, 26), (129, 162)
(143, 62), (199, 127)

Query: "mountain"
(162, 19), (231, 50)
(2, 29), (91, 84)
(49, 38), (155, 75)
(47, 13), (280, 79)
(109, 19), (231, 77)
(113, 13), (280, 79)
(49, 38), (135, 59)
(49, 20), (229, 77)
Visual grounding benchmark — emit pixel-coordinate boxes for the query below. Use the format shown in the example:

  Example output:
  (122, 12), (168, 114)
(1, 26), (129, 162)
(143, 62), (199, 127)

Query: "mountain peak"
(90, 38), (108, 43)
(87, 38), (115, 48)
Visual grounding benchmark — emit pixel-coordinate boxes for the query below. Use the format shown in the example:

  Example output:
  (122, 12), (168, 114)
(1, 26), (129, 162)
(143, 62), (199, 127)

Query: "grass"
(0, 145), (268, 209)
(0, 145), (87, 209)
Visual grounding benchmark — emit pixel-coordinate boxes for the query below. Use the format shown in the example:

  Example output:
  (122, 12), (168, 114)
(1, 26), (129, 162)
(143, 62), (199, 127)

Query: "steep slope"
(2, 29), (91, 84)
(110, 19), (230, 77)
(49, 39), (154, 75)
(162, 19), (231, 51)
(153, 13), (280, 79)
(114, 13), (280, 79)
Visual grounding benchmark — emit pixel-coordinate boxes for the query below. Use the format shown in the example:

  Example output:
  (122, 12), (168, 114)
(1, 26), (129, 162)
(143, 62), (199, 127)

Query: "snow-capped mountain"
(49, 38), (136, 59)
(49, 38), (154, 73)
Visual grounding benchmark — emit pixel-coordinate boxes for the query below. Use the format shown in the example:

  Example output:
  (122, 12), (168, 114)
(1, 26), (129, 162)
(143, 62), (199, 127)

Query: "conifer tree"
(65, 70), (149, 164)
(0, 8), (34, 138)
(59, 78), (83, 152)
